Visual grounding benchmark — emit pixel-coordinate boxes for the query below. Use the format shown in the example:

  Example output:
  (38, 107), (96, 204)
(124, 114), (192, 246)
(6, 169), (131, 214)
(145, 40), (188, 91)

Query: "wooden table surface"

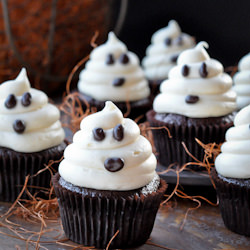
(0, 194), (249, 250)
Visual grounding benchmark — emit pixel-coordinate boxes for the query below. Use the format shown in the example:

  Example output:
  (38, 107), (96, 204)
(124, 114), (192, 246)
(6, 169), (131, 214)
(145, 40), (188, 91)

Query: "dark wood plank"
(0, 200), (249, 249)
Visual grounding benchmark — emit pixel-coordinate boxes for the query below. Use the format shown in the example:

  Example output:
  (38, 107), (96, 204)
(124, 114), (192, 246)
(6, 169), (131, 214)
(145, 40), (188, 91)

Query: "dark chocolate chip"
(112, 77), (125, 87)
(199, 62), (208, 78)
(13, 120), (26, 134)
(5, 94), (17, 109)
(21, 92), (32, 107)
(176, 36), (183, 46)
(165, 37), (172, 46)
(113, 124), (124, 141)
(106, 54), (115, 65)
(104, 157), (124, 172)
(181, 65), (190, 77)
(93, 128), (105, 141)
(171, 54), (179, 63)
(119, 54), (129, 64)
(185, 95), (200, 104)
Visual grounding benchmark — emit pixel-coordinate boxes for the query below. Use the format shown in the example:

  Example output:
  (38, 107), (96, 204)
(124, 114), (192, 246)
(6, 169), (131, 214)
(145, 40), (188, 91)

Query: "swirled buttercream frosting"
(142, 20), (195, 80)
(215, 104), (250, 178)
(0, 68), (65, 153)
(78, 32), (150, 102)
(153, 42), (237, 118)
(233, 53), (250, 109)
(59, 101), (157, 190)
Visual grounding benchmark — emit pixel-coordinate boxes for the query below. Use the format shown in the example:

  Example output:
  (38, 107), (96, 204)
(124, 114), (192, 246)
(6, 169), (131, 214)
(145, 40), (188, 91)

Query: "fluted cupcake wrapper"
(78, 92), (153, 121)
(211, 169), (250, 236)
(146, 110), (233, 170)
(53, 173), (167, 249)
(0, 142), (66, 202)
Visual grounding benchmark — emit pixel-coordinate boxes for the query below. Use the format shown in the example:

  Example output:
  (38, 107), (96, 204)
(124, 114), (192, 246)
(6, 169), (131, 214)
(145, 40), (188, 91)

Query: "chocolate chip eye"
(93, 128), (105, 141)
(176, 36), (183, 46)
(5, 94), (17, 109)
(199, 62), (208, 78)
(104, 157), (124, 172)
(185, 95), (199, 104)
(113, 124), (124, 141)
(181, 65), (190, 77)
(21, 92), (32, 107)
(106, 54), (115, 65)
(164, 37), (172, 46)
(112, 77), (125, 87)
(13, 119), (26, 134)
(170, 54), (178, 63)
(119, 54), (129, 64)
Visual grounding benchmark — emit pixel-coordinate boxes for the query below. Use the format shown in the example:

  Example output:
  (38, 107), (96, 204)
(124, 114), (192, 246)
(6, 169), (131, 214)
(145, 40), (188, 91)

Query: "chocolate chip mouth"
(104, 157), (124, 172)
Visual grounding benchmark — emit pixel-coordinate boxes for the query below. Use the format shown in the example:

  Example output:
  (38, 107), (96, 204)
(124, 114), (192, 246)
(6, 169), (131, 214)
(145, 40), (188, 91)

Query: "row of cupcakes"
(0, 69), (167, 248)
(76, 26), (248, 170)
(0, 22), (249, 247)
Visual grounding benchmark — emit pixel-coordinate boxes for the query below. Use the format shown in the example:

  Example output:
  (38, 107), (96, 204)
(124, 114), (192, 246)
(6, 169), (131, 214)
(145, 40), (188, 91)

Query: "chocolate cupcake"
(212, 104), (250, 236)
(0, 68), (66, 202)
(233, 52), (250, 110)
(77, 32), (152, 120)
(147, 42), (237, 169)
(142, 20), (195, 95)
(53, 101), (167, 248)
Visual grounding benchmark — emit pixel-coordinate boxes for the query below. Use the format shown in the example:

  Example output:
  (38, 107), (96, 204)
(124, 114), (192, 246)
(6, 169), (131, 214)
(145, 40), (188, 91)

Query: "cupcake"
(147, 42), (237, 169)
(212, 104), (250, 236)
(0, 68), (66, 202)
(142, 20), (195, 95)
(78, 32), (152, 120)
(233, 53), (250, 110)
(53, 101), (167, 248)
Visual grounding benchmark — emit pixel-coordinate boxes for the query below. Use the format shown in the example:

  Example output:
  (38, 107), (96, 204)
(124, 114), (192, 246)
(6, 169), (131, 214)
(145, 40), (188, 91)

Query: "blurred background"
(0, 0), (250, 96)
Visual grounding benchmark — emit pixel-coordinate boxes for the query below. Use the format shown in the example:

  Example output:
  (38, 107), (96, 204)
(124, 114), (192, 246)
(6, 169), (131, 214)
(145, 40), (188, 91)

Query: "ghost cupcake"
(78, 32), (152, 120)
(0, 68), (66, 202)
(53, 101), (167, 248)
(147, 42), (237, 169)
(212, 104), (250, 236)
(233, 53), (250, 110)
(142, 20), (195, 95)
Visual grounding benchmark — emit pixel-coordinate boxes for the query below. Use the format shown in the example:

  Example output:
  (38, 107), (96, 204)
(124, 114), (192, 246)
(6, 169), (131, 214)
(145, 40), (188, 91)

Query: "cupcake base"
(78, 92), (153, 121)
(0, 142), (66, 202)
(146, 110), (235, 170)
(211, 168), (250, 236)
(148, 79), (164, 96)
(53, 173), (167, 249)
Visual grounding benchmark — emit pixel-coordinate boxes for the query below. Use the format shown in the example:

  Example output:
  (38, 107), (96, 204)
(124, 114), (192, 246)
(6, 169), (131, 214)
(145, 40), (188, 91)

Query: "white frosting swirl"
(153, 42), (237, 118)
(0, 68), (65, 153)
(233, 53), (250, 109)
(215, 104), (250, 178)
(142, 20), (195, 80)
(59, 101), (157, 190)
(78, 32), (150, 102)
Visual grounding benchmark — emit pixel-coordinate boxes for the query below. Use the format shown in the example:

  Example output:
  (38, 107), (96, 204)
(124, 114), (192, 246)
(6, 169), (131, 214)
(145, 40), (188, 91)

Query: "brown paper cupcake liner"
(0, 142), (66, 202)
(53, 173), (167, 249)
(146, 110), (234, 170)
(211, 168), (250, 236)
(78, 91), (153, 121)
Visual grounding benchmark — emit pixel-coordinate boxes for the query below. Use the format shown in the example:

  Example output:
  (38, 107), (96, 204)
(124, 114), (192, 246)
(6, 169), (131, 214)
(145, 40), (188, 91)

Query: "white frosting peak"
(0, 68), (65, 152)
(233, 53), (250, 109)
(177, 42), (210, 64)
(215, 104), (250, 178)
(59, 101), (157, 191)
(0, 68), (30, 99)
(142, 20), (195, 80)
(78, 32), (149, 102)
(153, 41), (236, 118)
